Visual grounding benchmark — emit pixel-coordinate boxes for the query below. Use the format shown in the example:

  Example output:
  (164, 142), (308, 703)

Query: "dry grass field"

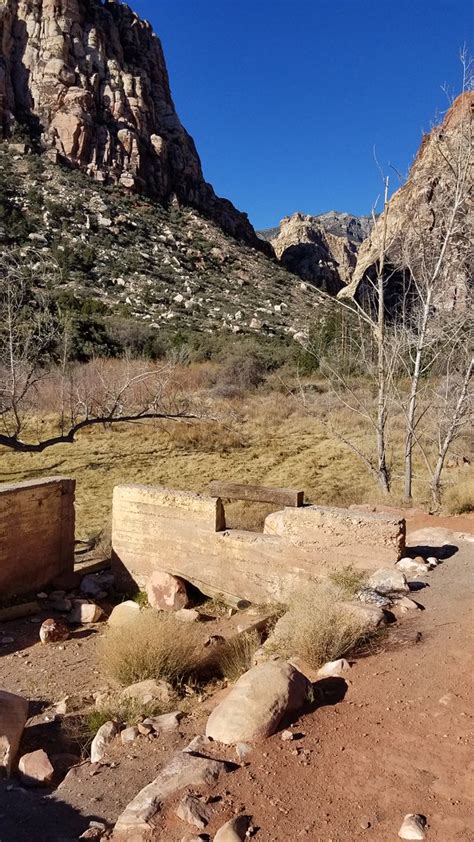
(0, 362), (472, 539)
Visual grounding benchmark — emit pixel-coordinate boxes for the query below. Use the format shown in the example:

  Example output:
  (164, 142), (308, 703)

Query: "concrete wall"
(112, 484), (406, 604)
(0, 477), (75, 597)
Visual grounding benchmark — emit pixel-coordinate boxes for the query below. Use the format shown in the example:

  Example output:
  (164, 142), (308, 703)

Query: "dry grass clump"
(164, 420), (245, 452)
(212, 631), (261, 682)
(269, 582), (370, 669)
(99, 609), (201, 687)
(443, 475), (474, 514)
(328, 566), (368, 597)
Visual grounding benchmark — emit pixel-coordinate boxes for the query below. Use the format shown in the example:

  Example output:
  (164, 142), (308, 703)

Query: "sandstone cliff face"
(0, 0), (261, 245)
(342, 92), (473, 310)
(270, 212), (359, 294)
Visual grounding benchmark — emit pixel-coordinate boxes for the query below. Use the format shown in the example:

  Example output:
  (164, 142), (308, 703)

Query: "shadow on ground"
(0, 779), (104, 842)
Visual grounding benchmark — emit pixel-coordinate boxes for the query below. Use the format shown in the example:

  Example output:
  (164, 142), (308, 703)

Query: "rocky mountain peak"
(265, 212), (360, 294)
(342, 92), (473, 310)
(0, 0), (264, 246)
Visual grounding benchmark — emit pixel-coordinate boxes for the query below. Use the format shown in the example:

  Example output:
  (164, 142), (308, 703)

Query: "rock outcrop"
(0, 0), (263, 245)
(268, 212), (359, 293)
(341, 92), (473, 311)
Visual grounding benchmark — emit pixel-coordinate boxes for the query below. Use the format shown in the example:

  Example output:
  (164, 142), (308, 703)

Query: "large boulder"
(205, 661), (310, 744)
(0, 690), (29, 777)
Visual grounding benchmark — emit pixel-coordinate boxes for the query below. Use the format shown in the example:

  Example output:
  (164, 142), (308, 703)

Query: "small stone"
(398, 814), (426, 840)
(214, 815), (250, 841)
(235, 742), (252, 763)
(121, 680), (174, 707)
(143, 711), (182, 733)
(317, 659), (351, 678)
(39, 618), (70, 644)
(137, 723), (153, 736)
(281, 729), (294, 741)
(18, 749), (54, 787)
(176, 794), (211, 829)
(426, 557), (439, 569)
(90, 721), (119, 764)
(107, 601), (140, 627)
(396, 558), (429, 576)
(175, 608), (201, 623)
(69, 600), (104, 625)
(120, 726), (140, 745)
(368, 569), (409, 595)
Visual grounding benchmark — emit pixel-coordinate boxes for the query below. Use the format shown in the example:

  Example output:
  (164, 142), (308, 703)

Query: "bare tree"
(0, 250), (200, 453)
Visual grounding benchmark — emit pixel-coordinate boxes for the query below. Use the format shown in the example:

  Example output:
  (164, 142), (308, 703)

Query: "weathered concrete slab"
(0, 477), (75, 597)
(112, 485), (406, 604)
(264, 505), (405, 566)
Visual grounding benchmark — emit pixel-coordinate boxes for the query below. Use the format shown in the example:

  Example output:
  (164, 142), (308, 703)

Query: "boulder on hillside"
(205, 661), (310, 744)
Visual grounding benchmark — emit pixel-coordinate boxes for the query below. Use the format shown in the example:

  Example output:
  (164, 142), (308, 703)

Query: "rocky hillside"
(0, 0), (263, 247)
(0, 142), (318, 351)
(341, 92), (473, 310)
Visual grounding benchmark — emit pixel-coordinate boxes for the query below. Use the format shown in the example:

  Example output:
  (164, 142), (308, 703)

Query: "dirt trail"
(189, 526), (473, 842)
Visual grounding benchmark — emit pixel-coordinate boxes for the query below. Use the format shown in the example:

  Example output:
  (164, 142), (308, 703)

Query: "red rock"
(18, 749), (54, 786)
(146, 571), (190, 611)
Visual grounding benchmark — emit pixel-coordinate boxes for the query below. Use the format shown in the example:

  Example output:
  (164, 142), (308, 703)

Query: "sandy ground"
(0, 514), (472, 841)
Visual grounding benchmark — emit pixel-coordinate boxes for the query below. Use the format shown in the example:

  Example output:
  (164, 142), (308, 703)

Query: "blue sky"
(131, 0), (472, 229)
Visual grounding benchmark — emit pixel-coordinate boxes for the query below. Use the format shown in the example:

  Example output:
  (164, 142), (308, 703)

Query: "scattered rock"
(39, 618), (70, 644)
(121, 679), (174, 707)
(108, 601), (140, 627)
(281, 729), (294, 741)
(175, 608), (201, 623)
(0, 690), (29, 777)
(121, 726), (140, 744)
(90, 721), (119, 764)
(206, 660), (310, 744)
(398, 814), (426, 840)
(235, 742), (252, 763)
(339, 601), (387, 630)
(18, 749), (54, 787)
(70, 600), (104, 624)
(317, 659), (351, 678)
(176, 794), (211, 829)
(214, 815), (250, 841)
(182, 735), (214, 756)
(143, 711), (182, 733)
(356, 588), (392, 607)
(368, 568), (409, 595)
(426, 557), (439, 569)
(113, 752), (229, 840)
(396, 558), (429, 576)
(81, 574), (112, 599)
(146, 570), (190, 611)
(393, 596), (421, 615)
(137, 723), (154, 736)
